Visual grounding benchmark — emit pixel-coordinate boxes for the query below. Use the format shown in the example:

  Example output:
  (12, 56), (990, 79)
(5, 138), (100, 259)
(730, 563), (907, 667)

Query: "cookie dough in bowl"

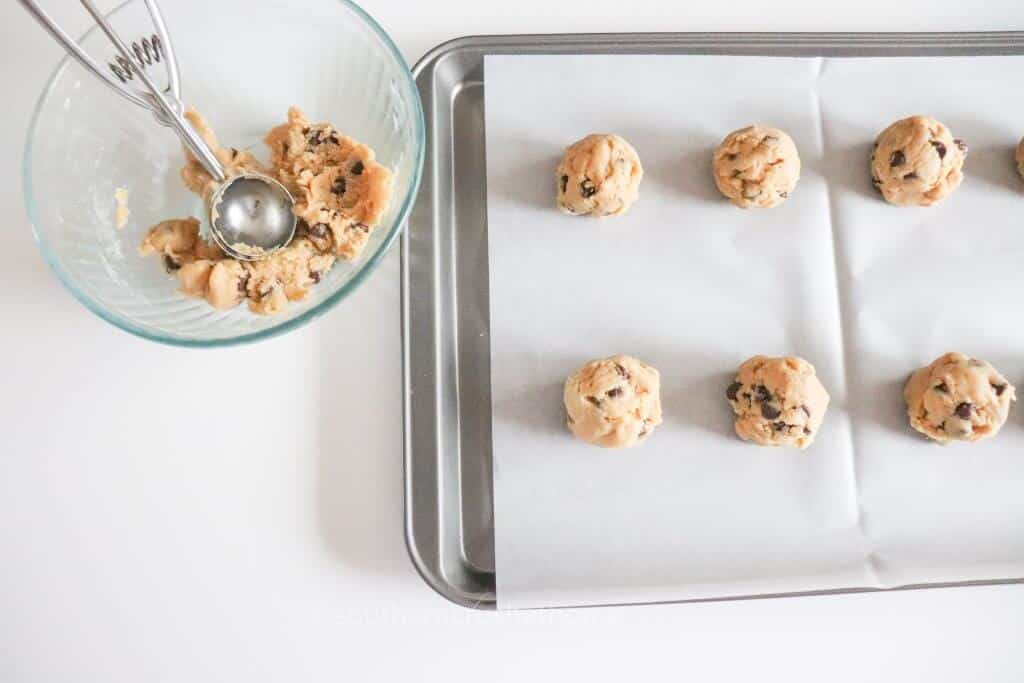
(556, 134), (643, 217)
(870, 115), (966, 206)
(904, 352), (1015, 444)
(563, 355), (662, 448)
(726, 356), (830, 449)
(711, 125), (800, 209)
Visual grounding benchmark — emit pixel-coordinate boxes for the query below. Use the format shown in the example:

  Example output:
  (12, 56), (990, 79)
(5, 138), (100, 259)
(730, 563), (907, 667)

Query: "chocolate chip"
(903, 172), (919, 180)
(308, 222), (330, 238)
(586, 396), (601, 407)
(726, 381), (742, 401)
(332, 178), (347, 195)
(230, 147), (240, 160)
(615, 363), (631, 380)
(801, 405), (811, 417)
(889, 150), (906, 167)
(310, 270), (322, 284)
(992, 383), (1008, 397)
(307, 129), (324, 146)
(162, 254), (180, 272)
(954, 138), (968, 155)
(726, 153), (738, 160)
(559, 174), (568, 194)
(955, 402), (973, 419)
(638, 428), (648, 439)
(761, 403), (781, 420)
(778, 191), (788, 198)
(351, 160), (364, 176)
(754, 385), (771, 402)
(930, 140), (947, 159)
(580, 179), (597, 198)
(804, 427), (812, 435)
(772, 421), (787, 431)
(871, 175), (882, 187)
(327, 133), (340, 145)
(606, 387), (623, 398)
(934, 382), (949, 393)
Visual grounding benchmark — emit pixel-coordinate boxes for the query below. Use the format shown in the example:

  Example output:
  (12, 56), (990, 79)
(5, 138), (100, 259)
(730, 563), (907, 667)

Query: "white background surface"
(3, 1), (1024, 680)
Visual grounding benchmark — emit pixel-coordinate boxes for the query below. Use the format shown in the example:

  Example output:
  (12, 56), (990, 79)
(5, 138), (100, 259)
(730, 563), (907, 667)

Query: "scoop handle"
(18, 0), (226, 183)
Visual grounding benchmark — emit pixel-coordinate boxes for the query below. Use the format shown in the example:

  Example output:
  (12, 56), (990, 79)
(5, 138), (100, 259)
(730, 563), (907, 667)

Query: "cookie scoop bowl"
(23, 0), (424, 347)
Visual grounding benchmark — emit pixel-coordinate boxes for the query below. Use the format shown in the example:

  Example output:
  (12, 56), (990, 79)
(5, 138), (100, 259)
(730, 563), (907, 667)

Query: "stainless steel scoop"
(19, 0), (296, 260)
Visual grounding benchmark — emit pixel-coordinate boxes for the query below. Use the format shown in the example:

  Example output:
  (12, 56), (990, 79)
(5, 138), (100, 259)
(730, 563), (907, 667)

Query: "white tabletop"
(3, 1), (1023, 681)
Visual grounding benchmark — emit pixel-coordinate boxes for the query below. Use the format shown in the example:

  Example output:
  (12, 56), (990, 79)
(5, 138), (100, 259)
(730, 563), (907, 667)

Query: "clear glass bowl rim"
(22, 0), (425, 348)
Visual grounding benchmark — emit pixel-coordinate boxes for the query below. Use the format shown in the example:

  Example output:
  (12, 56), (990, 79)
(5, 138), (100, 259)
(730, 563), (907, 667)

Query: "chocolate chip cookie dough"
(711, 125), (800, 209)
(180, 109), (266, 203)
(563, 355), (662, 449)
(141, 108), (392, 316)
(265, 107), (393, 260)
(140, 218), (335, 313)
(904, 352), (1015, 444)
(870, 116), (966, 206)
(726, 356), (830, 449)
(556, 134), (643, 217)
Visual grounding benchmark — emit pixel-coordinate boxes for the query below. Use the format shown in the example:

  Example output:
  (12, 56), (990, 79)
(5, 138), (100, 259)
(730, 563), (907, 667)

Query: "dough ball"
(870, 115), (966, 206)
(176, 259), (216, 298)
(904, 352), (1015, 444)
(556, 134), (643, 217)
(206, 260), (249, 310)
(726, 356), (830, 449)
(711, 125), (800, 209)
(563, 355), (662, 448)
(1016, 136), (1024, 182)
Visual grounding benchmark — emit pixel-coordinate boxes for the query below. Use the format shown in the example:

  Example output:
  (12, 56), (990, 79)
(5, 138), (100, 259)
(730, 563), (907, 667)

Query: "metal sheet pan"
(401, 32), (1024, 610)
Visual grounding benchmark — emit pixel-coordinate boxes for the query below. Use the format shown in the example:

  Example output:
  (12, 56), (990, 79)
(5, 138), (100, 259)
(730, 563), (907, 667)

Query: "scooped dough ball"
(904, 352), (1015, 444)
(556, 134), (643, 217)
(726, 356), (830, 449)
(870, 115), (966, 206)
(1016, 136), (1024, 182)
(563, 355), (662, 448)
(711, 125), (800, 209)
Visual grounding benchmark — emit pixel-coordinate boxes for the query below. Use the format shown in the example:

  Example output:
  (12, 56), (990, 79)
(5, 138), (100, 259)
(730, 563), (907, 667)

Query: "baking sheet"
(484, 54), (1024, 610)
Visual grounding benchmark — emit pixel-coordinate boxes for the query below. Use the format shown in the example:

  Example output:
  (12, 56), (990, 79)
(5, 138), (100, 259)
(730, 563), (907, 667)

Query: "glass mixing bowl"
(23, 0), (424, 346)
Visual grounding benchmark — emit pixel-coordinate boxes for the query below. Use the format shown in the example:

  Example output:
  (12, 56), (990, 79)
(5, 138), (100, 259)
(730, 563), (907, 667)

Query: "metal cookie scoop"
(20, 0), (296, 260)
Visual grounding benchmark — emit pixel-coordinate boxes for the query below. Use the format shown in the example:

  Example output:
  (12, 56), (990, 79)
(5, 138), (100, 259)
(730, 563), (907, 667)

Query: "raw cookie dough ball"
(563, 355), (662, 448)
(904, 352), (1016, 444)
(1016, 136), (1024, 182)
(871, 115), (966, 206)
(726, 356), (830, 449)
(206, 260), (249, 310)
(711, 125), (800, 209)
(556, 134), (643, 217)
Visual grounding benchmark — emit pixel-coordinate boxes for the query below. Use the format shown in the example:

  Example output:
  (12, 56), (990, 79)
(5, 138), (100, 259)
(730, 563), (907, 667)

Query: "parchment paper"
(484, 55), (1024, 609)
